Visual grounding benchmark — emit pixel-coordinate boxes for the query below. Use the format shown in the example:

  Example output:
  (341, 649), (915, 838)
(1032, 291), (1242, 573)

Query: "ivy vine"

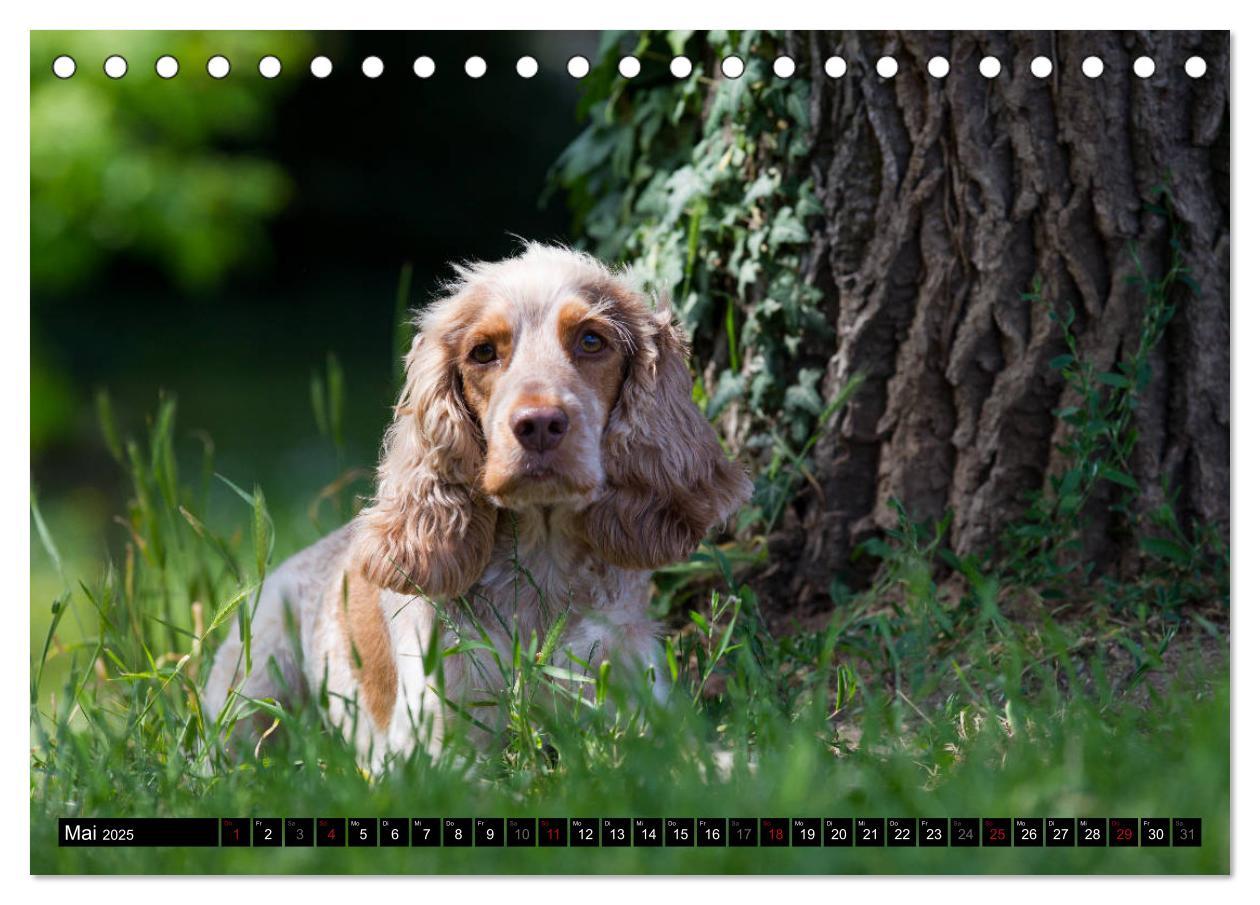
(550, 30), (830, 451)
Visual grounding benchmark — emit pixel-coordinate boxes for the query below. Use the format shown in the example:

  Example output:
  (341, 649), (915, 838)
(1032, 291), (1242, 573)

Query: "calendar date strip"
(58, 816), (1203, 848)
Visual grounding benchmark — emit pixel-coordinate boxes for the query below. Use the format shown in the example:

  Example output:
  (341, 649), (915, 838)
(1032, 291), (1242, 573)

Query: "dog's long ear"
(583, 296), (752, 570)
(351, 314), (496, 597)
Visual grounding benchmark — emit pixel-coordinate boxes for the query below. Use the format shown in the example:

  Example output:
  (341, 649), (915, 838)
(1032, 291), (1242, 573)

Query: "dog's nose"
(510, 406), (569, 453)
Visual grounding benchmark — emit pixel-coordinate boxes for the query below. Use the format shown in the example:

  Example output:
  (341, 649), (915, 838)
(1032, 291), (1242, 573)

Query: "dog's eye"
(578, 331), (605, 355)
(470, 343), (497, 364)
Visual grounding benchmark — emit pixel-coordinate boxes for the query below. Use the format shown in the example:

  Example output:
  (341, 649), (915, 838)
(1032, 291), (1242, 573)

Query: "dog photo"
(29, 29), (1229, 875)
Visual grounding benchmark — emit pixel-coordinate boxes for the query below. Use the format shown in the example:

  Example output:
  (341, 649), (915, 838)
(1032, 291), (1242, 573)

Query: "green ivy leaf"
(768, 206), (808, 248)
(1101, 466), (1139, 491)
(1140, 536), (1192, 568)
(666, 31), (695, 58)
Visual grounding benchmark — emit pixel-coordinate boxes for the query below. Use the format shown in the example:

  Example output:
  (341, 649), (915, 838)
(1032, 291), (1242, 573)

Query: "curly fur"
(203, 243), (751, 769)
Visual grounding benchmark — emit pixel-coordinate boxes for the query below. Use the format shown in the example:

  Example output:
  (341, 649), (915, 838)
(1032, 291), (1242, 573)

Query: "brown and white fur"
(203, 244), (751, 770)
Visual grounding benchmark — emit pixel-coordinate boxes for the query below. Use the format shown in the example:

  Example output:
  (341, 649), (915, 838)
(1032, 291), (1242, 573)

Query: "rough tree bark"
(771, 31), (1228, 606)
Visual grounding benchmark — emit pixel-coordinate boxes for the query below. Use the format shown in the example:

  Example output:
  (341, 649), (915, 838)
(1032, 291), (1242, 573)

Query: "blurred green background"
(31, 30), (599, 671)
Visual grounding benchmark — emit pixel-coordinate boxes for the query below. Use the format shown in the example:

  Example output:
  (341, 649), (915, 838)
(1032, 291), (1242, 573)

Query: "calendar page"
(29, 28), (1229, 875)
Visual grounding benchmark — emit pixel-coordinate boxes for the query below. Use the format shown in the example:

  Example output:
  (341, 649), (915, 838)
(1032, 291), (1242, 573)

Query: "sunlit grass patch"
(30, 394), (1226, 874)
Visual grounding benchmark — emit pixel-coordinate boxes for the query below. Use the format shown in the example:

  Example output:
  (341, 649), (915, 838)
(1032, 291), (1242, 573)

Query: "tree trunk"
(774, 30), (1229, 605)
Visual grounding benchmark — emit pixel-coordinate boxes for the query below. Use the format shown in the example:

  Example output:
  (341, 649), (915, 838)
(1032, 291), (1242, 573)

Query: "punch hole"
(1030, 56), (1053, 78)
(310, 56), (332, 79)
(721, 56), (745, 79)
(979, 56), (1001, 78)
(927, 56), (949, 78)
(362, 56), (384, 78)
(154, 56), (179, 79)
(669, 56), (693, 79)
(823, 56), (847, 78)
(52, 55), (76, 78)
(465, 56), (487, 79)
(1082, 56), (1104, 78)
(414, 56), (436, 79)
(618, 56), (641, 79)
(516, 56), (539, 78)
(875, 56), (898, 78)
(207, 55), (230, 79)
(772, 55), (795, 78)
(1185, 56), (1206, 78)
(258, 56), (282, 79)
(567, 56), (591, 79)
(103, 55), (128, 79)
(1133, 56), (1155, 79)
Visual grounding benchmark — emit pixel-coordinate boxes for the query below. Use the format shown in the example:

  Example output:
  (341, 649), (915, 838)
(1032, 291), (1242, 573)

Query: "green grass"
(29, 394), (1228, 874)
(31, 225), (1229, 874)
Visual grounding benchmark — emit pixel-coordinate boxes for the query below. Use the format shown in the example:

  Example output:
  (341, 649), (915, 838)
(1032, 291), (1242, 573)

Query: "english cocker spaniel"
(203, 243), (751, 768)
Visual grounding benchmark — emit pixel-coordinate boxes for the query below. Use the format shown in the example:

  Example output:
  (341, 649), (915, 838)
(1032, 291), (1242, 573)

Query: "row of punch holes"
(51, 53), (1211, 82)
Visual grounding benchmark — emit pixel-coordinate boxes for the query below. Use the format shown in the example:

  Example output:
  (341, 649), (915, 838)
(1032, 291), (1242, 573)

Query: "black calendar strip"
(59, 816), (1203, 848)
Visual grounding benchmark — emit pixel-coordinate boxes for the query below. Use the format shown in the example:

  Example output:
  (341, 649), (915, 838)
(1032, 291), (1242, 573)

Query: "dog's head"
(352, 243), (751, 596)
